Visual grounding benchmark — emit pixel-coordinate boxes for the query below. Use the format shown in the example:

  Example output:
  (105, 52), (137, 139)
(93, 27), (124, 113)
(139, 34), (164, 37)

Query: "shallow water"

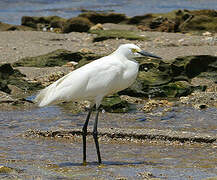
(0, 0), (217, 25)
(0, 104), (217, 179)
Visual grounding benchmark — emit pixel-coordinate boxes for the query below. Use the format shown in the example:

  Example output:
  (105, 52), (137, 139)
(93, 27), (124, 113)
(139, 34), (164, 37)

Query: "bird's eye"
(131, 48), (138, 53)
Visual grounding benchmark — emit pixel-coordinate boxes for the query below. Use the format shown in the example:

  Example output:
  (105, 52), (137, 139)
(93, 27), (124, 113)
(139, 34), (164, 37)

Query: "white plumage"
(34, 43), (161, 164)
(34, 44), (141, 108)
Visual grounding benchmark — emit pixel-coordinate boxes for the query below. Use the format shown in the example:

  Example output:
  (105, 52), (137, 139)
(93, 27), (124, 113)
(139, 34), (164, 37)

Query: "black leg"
(82, 107), (92, 165)
(93, 108), (102, 164)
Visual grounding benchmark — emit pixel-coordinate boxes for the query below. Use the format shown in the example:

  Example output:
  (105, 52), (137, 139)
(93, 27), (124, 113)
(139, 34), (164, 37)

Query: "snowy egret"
(34, 43), (162, 164)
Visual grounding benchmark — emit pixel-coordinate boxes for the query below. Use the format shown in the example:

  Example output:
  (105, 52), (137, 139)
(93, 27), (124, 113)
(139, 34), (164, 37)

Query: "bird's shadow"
(59, 160), (161, 167)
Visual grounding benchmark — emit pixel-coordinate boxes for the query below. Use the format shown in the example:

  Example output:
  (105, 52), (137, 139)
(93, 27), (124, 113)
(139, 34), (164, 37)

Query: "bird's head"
(115, 43), (162, 59)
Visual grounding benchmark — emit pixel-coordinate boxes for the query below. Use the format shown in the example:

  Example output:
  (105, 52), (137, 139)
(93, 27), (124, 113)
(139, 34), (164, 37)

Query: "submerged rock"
(101, 95), (129, 113)
(141, 99), (173, 113)
(59, 95), (129, 113)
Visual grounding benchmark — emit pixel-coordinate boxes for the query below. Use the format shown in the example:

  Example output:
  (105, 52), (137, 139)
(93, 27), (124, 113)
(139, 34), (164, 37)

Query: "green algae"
(89, 29), (148, 42)
(13, 49), (102, 68)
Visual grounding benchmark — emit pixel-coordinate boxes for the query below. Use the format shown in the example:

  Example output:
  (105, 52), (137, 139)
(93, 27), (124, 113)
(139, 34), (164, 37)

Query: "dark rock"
(127, 14), (153, 24)
(21, 16), (66, 30)
(63, 17), (92, 33)
(130, 9), (217, 33)
(0, 63), (42, 94)
(120, 55), (216, 98)
(172, 55), (217, 79)
(181, 9), (217, 32)
(89, 29), (148, 42)
(101, 95), (129, 113)
(6, 25), (34, 31)
(79, 12), (127, 24)
(0, 21), (13, 31)
(13, 49), (103, 68)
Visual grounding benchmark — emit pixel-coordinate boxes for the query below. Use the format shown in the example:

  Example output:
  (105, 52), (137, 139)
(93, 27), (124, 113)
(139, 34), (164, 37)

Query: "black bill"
(138, 50), (162, 59)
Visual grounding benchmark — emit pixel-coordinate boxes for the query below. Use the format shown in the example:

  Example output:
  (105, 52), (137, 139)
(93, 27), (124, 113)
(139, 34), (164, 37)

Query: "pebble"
(90, 23), (104, 30)
(202, 31), (212, 36)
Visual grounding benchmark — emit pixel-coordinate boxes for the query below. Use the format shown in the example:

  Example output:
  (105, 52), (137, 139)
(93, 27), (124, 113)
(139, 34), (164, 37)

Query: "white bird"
(34, 43), (162, 164)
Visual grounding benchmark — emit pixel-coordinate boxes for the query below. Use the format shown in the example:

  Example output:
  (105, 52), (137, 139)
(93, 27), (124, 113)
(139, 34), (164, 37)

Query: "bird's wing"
(35, 56), (124, 107)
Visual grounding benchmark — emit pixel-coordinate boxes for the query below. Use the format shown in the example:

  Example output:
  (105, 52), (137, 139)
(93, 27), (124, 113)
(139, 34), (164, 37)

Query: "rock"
(180, 96), (189, 104)
(63, 61), (78, 68)
(0, 165), (22, 174)
(172, 55), (217, 79)
(0, 21), (34, 31)
(202, 31), (212, 36)
(63, 17), (92, 33)
(89, 29), (147, 42)
(90, 23), (104, 30)
(182, 9), (217, 33)
(21, 16), (66, 30)
(7, 25), (34, 31)
(120, 55), (216, 98)
(158, 81), (197, 97)
(0, 21), (12, 31)
(180, 91), (217, 108)
(194, 104), (208, 109)
(0, 63), (42, 94)
(127, 14), (153, 24)
(34, 71), (66, 87)
(0, 91), (14, 102)
(13, 49), (102, 68)
(137, 171), (158, 179)
(141, 99), (173, 113)
(79, 12), (127, 24)
(128, 9), (217, 33)
(0, 166), (14, 174)
(101, 95), (130, 113)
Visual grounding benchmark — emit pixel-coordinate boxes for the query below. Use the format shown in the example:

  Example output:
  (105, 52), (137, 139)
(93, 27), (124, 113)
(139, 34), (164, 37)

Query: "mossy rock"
(120, 55), (216, 98)
(101, 95), (129, 113)
(183, 15), (217, 32)
(127, 9), (217, 33)
(0, 21), (13, 31)
(13, 49), (102, 68)
(159, 81), (195, 97)
(0, 166), (14, 174)
(89, 29), (148, 42)
(0, 63), (42, 94)
(172, 55), (217, 79)
(79, 12), (127, 24)
(6, 25), (34, 31)
(181, 9), (217, 32)
(0, 165), (23, 174)
(59, 95), (129, 113)
(21, 16), (67, 30)
(63, 17), (92, 33)
(127, 14), (153, 24)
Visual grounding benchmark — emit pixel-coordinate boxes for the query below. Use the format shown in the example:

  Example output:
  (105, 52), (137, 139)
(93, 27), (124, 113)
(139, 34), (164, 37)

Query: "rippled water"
(0, 104), (217, 179)
(0, 0), (217, 24)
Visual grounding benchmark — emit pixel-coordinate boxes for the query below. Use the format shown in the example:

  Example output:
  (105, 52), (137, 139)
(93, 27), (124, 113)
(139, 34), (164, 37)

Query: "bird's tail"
(34, 84), (56, 107)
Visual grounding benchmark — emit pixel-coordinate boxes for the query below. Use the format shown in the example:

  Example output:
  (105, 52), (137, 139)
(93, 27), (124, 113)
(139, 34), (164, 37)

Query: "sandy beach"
(0, 28), (216, 80)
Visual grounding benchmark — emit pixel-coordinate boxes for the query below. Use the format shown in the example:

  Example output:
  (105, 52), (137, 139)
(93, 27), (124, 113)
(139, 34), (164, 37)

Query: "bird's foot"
(82, 160), (87, 166)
